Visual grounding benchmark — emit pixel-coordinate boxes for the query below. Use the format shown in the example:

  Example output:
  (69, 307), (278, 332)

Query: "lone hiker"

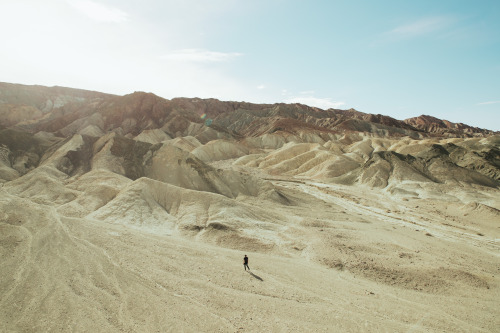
(243, 255), (250, 271)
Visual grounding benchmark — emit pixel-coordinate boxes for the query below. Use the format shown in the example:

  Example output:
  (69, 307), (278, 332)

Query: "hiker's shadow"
(247, 271), (264, 281)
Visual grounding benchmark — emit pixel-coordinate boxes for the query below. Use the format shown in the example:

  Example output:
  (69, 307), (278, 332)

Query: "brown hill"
(404, 114), (496, 137)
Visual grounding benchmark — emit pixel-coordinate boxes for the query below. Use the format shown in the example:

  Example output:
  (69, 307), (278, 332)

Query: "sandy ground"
(1, 169), (499, 332)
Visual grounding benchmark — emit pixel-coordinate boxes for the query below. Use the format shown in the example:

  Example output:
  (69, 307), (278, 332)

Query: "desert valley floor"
(1, 150), (499, 332)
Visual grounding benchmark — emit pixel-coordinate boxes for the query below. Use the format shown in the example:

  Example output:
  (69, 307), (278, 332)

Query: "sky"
(1, 0), (499, 131)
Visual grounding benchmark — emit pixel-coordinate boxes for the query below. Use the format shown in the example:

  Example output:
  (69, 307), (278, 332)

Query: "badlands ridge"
(0, 82), (499, 332)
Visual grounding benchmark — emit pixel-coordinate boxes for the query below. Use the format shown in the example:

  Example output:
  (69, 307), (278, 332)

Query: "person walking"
(243, 255), (250, 271)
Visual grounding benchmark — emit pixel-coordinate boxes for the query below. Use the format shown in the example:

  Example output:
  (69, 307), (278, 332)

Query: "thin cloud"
(162, 49), (243, 63)
(257, 84), (266, 90)
(376, 16), (455, 44)
(285, 96), (345, 110)
(67, 0), (129, 22)
(391, 17), (451, 36)
(477, 101), (500, 105)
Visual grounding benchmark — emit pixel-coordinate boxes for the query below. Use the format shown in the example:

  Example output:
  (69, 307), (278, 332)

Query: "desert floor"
(1, 169), (499, 332)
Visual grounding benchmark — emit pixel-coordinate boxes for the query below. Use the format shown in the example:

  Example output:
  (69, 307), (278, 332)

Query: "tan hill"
(1, 82), (499, 332)
(0, 82), (111, 128)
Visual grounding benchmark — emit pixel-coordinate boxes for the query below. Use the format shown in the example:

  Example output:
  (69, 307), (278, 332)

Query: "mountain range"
(0, 82), (496, 138)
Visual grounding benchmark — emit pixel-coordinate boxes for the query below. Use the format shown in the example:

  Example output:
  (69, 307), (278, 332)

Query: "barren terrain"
(1, 83), (499, 332)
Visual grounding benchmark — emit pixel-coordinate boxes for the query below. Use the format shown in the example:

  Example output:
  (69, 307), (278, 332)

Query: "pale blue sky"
(1, 0), (499, 130)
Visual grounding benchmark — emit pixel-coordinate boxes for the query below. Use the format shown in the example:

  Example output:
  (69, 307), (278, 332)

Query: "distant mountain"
(0, 82), (111, 128)
(403, 115), (493, 137)
(0, 82), (497, 139)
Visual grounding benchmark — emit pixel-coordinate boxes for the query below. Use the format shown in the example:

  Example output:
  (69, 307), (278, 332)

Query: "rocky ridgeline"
(0, 82), (497, 139)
